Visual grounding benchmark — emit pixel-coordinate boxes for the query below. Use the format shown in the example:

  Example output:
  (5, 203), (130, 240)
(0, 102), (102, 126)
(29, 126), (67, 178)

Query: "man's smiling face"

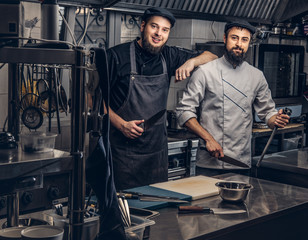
(140, 15), (171, 54)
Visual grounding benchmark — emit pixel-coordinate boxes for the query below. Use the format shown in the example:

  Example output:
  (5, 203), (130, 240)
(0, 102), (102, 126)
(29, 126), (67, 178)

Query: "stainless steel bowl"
(215, 181), (253, 202)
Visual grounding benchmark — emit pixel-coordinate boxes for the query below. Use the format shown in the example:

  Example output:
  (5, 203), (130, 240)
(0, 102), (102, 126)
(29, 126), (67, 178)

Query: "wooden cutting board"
(150, 175), (220, 200)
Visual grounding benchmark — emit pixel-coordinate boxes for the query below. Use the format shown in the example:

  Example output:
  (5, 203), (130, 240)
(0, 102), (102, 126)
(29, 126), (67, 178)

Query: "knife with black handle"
(200, 147), (249, 168)
(118, 191), (189, 203)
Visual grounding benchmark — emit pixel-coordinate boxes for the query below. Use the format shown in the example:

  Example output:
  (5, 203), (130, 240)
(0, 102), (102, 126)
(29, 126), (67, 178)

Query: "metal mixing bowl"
(215, 181), (253, 202)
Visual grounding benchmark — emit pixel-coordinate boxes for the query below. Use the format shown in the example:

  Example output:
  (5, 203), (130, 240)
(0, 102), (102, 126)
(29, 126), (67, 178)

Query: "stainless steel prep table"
(0, 148), (73, 226)
(149, 173), (308, 240)
(252, 147), (308, 188)
(0, 148), (73, 192)
(251, 123), (305, 156)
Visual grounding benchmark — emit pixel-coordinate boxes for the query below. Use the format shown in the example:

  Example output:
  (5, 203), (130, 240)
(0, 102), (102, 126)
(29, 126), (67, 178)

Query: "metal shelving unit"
(0, 46), (87, 240)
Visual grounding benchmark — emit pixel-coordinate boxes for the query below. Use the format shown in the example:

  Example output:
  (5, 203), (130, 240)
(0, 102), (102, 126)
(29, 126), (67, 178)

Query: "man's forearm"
(185, 117), (224, 157)
(175, 51), (218, 81)
(192, 51), (218, 67)
(267, 115), (276, 129)
(109, 107), (126, 131)
(185, 117), (215, 142)
(103, 102), (125, 131)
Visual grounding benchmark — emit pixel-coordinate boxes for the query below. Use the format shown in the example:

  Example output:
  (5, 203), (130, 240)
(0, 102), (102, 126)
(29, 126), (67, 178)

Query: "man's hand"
(268, 109), (290, 129)
(175, 51), (218, 82)
(175, 60), (194, 81)
(205, 138), (224, 159)
(121, 120), (144, 139)
(274, 108), (290, 128)
(184, 117), (224, 158)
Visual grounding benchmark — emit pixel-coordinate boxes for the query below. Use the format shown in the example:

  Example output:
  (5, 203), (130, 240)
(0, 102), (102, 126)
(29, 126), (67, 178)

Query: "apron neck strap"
(130, 41), (168, 75)
(130, 41), (138, 75)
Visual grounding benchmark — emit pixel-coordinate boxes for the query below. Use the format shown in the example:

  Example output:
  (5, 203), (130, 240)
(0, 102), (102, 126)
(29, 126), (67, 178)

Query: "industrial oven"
(167, 137), (199, 180)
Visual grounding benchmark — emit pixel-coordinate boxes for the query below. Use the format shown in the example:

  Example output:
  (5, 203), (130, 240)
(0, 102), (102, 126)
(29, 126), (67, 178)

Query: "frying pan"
(21, 106), (44, 130)
(39, 90), (57, 114)
(36, 78), (67, 114)
(20, 93), (40, 111)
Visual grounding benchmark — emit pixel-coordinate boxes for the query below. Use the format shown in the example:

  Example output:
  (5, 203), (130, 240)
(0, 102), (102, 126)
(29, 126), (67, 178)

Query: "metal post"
(8, 63), (19, 139)
(69, 47), (86, 240)
(6, 193), (19, 227)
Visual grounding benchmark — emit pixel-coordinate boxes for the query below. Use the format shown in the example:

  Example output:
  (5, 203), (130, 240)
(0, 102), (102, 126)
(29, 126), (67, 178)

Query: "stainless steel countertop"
(149, 173), (308, 240)
(252, 148), (308, 175)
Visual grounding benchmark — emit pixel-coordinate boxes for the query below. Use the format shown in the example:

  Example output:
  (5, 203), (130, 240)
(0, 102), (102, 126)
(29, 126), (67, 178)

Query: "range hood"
(58, 0), (307, 25)
(108, 0), (308, 24)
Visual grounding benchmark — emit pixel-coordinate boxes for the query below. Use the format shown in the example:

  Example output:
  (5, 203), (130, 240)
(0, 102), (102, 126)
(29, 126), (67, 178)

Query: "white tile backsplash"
(171, 19), (192, 38)
(0, 64), (8, 94)
(167, 38), (192, 49)
(0, 95), (8, 129)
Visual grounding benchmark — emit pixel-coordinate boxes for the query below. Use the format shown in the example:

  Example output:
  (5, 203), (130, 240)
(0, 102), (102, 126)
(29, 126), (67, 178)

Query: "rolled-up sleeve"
(176, 67), (206, 126)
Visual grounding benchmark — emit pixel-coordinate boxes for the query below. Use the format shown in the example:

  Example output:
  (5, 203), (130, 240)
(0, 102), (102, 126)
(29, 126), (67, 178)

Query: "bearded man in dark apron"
(106, 7), (217, 190)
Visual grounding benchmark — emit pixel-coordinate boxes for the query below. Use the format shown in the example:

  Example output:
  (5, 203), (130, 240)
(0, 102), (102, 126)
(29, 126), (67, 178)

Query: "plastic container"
(282, 136), (301, 150)
(0, 227), (26, 240)
(44, 209), (99, 240)
(19, 132), (57, 153)
(125, 215), (155, 240)
(21, 225), (63, 240)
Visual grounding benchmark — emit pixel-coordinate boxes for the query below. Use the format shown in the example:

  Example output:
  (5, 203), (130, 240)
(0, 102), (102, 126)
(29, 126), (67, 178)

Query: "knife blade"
(219, 155), (249, 168)
(200, 147), (249, 168)
(178, 205), (246, 215)
(140, 109), (166, 131)
(118, 192), (189, 203)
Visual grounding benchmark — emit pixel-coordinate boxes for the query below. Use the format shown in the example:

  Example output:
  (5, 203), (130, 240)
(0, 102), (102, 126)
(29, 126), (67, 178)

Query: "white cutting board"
(150, 175), (220, 200)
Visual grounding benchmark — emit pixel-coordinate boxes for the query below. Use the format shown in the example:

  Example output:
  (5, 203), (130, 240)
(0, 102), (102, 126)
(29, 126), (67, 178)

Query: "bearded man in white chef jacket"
(176, 19), (290, 176)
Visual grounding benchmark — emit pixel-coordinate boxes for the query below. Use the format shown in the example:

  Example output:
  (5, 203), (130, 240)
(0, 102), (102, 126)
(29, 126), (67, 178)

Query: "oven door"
(257, 44), (305, 105)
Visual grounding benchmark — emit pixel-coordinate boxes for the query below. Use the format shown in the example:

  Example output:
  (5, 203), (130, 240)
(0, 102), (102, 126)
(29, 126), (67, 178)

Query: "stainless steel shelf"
(0, 148), (73, 182)
(0, 47), (76, 65)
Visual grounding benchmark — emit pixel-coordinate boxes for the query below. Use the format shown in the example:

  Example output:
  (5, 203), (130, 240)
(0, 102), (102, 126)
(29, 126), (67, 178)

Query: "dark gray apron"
(110, 42), (169, 190)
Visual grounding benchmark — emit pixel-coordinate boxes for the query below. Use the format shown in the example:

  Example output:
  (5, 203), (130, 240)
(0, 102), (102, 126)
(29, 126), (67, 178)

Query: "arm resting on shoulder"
(175, 51), (218, 81)
(184, 117), (224, 158)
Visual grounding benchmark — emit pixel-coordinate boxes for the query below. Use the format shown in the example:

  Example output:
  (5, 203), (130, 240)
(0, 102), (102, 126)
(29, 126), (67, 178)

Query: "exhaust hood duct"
(48, 0), (307, 25)
(104, 0), (307, 25)
(41, 0), (59, 40)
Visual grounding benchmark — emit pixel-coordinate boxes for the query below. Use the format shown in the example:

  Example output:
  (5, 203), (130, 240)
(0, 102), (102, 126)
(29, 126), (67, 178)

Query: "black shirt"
(107, 38), (203, 111)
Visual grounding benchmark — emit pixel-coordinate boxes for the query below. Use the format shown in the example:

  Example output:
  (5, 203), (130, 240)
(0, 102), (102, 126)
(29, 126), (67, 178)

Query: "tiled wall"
(167, 19), (226, 110)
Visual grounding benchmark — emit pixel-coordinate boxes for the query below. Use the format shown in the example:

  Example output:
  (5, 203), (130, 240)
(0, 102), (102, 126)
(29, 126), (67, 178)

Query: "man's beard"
(224, 45), (247, 67)
(141, 31), (166, 55)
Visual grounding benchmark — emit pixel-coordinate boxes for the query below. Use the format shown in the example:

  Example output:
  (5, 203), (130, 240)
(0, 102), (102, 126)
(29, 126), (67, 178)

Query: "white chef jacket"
(176, 56), (277, 169)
